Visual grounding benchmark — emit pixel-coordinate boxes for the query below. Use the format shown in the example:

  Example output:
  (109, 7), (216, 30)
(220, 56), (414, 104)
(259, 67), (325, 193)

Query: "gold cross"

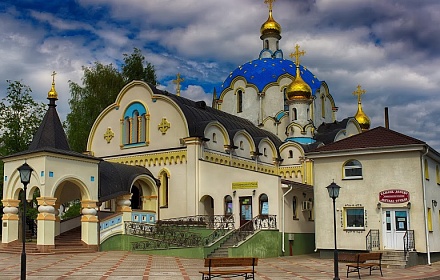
(158, 118), (171, 134)
(103, 127), (114, 143)
(173, 73), (184, 96)
(289, 44), (306, 66)
(353, 85), (366, 103)
(51, 71), (57, 83)
(264, 0), (275, 11)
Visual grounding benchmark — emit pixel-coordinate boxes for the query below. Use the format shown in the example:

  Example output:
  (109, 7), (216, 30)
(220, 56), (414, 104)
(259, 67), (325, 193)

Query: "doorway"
(382, 209), (409, 250)
(239, 196), (253, 228)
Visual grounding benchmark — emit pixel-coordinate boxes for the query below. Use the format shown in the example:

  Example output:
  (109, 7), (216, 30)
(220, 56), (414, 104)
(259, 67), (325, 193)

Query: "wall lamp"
(407, 202), (411, 209)
(432, 200), (438, 208)
(252, 190), (256, 196)
(233, 190), (236, 197)
(377, 202), (381, 209)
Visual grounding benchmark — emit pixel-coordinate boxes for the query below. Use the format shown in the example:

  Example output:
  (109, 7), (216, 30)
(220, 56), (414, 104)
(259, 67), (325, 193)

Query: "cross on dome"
(264, 0), (275, 11)
(353, 84), (366, 103)
(47, 70), (58, 100)
(290, 44), (306, 67)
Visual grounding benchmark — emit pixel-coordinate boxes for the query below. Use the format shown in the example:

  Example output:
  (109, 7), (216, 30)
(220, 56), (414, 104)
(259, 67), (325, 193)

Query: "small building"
(308, 126), (440, 265)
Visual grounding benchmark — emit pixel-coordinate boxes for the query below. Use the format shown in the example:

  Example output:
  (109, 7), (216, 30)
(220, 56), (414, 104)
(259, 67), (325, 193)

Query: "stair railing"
(201, 215), (235, 246)
(229, 214), (277, 245)
(403, 230), (415, 257)
(366, 229), (380, 251)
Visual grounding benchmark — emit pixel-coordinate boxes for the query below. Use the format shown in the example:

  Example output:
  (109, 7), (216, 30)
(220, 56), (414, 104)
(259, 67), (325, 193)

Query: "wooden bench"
(199, 257), (258, 279)
(346, 252), (383, 279)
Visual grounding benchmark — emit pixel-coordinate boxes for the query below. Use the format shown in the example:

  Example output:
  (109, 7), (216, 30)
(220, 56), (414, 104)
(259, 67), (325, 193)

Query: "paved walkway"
(1, 251), (440, 279)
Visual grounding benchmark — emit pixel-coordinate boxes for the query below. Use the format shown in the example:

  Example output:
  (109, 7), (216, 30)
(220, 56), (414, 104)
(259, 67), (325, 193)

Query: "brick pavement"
(1, 251), (440, 279)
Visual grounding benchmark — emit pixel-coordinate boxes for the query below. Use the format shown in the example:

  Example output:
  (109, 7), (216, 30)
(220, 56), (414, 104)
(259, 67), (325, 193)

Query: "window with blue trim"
(122, 102), (149, 146)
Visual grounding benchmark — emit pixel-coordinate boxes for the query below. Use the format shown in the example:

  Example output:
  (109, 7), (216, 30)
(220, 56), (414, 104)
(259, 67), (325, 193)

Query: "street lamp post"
(17, 162), (34, 280)
(326, 182), (341, 280)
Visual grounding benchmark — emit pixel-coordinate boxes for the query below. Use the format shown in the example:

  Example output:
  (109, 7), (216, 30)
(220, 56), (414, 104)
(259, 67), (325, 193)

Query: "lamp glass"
(326, 182), (341, 199)
(17, 162), (33, 184)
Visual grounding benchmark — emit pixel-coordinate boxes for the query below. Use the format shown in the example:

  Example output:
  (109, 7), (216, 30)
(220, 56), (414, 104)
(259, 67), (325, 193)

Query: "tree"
(0, 81), (46, 155)
(65, 48), (157, 153)
(0, 80), (45, 221)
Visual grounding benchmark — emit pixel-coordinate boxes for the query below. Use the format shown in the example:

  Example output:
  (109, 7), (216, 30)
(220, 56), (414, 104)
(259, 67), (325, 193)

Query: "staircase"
(380, 251), (410, 268)
(208, 234), (236, 258)
(53, 227), (97, 254)
(0, 242), (40, 254)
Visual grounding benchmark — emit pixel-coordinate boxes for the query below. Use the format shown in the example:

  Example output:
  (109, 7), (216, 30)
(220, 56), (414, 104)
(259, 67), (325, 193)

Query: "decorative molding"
(104, 127), (114, 143)
(158, 118), (171, 134)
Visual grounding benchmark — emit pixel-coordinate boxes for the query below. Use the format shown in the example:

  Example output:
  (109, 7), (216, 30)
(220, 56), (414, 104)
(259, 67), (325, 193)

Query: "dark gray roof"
(314, 117), (351, 145)
(98, 161), (158, 202)
(150, 86), (283, 155)
(29, 100), (70, 151)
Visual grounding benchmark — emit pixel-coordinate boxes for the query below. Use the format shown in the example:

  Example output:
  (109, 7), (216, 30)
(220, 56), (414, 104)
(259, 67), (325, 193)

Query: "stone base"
(37, 244), (55, 253)
(1, 240), (19, 248)
(85, 244), (99, 252)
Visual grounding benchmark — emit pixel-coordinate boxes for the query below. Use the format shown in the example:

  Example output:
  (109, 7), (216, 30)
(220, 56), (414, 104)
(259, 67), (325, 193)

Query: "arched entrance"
(200, 195), (214, 216)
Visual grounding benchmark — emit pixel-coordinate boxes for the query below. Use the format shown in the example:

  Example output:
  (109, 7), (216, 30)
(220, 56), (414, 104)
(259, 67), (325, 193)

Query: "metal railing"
(403, 230), (415, 257)
(366, 229), (380, 251)
(229, 215), (277, 245)
(126, 215), (235, 250)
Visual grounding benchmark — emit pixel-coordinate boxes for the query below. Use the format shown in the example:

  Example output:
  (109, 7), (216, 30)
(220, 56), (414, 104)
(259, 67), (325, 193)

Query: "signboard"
(379, 189), (410, 203)
(232, 182), (258, 189)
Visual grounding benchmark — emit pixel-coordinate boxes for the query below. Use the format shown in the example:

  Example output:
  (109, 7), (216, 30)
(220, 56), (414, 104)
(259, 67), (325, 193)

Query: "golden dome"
(47, 71), (58, 100)
(286, 67), (312, 101)
(260, 10), (281, 36)
(355, 103), (371, 131)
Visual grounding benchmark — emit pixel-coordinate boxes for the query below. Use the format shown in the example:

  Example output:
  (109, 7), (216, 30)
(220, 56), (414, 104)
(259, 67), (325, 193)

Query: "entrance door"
(239, 196), (253, 228)
(382, 209), (409, 250)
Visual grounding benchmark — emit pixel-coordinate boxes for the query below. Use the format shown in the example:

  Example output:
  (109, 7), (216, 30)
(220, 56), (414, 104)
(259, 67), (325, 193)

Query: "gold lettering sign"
(232, 182), (258, 189)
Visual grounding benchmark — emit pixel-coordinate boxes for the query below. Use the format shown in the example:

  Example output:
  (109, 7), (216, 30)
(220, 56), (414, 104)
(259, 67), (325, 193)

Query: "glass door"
(239, 196), (253, 228)
(383, 209), (409, 250)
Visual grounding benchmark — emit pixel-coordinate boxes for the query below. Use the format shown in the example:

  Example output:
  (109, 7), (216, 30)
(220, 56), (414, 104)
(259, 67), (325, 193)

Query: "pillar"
(116, 194), (132, 233)
(1, 199), (20, 245)
(81, 200), (99, 249)
(36, 197), (57, 253)
(54, 202), (61, 236)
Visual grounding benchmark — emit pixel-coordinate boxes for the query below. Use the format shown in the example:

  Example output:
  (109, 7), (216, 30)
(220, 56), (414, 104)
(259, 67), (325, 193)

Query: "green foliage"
(65, 48), (157, 153)
(0, 81), (46, 155)
(0, 81), (45, 208)
(61, 199), (81, 220)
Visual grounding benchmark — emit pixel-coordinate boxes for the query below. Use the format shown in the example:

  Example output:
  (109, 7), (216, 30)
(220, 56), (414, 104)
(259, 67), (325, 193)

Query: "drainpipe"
(421, 147), (431, 265)
(282, 184), (293, 254)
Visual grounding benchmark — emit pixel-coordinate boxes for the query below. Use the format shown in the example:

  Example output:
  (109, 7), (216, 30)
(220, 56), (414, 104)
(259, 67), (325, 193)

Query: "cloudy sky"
(0, 0), (439, 150)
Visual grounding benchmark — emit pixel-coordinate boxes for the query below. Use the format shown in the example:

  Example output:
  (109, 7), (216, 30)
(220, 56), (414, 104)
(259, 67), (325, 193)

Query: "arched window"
(265, 40), (269, 49)
(212, 133), (217, 143)
(160, 171), (169, 207)
(436, 165), (440, 184)
(343, 160), (363, 179)
(292, 196), (298, 219)
(425, 159), (429, 180)
(263, 148), (267, 157)
(321, 94), (326, 118)
(259, 193), (269, 215)
(224, 195), (233, 216)
(308, 198), (314, 221)
(123, 102), (148, 146)
(292, 108), (297, 121)
(276, 41), (279, 50)
(237, 90), (243, 113)
(288, 150), (293, 158)
(239, 141), (244, 150)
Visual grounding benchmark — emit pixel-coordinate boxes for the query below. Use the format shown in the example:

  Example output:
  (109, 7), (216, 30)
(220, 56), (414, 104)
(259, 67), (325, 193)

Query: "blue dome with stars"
(220, 58), (321, 94)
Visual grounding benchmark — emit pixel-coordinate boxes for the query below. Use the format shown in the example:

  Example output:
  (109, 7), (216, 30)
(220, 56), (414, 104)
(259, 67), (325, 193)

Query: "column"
(36, 197), (57, 253)
(81, 200), (99, 249)
(54, 202), (61, 236)
(116, 194), (133, 233)
(1, 199), (20, 245)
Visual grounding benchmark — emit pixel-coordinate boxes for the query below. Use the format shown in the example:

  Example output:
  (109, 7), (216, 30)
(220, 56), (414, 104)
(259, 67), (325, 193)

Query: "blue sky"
(0, 0), (439, 151)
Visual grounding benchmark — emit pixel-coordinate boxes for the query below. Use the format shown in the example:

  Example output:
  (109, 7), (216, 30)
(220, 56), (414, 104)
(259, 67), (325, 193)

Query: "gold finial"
(47, 71), (58, 100)
(289, 44), (306, 66)
(173, 73), (184, 96)
(260, 0), (281, 35)
(353, 84), (366, 104)
(352, 85), (370, 131)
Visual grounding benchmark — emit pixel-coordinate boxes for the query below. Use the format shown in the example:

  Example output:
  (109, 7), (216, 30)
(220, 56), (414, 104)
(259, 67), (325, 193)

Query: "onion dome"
(352, 85), (370, 131)
(286, 67), (312, 101)
(47, 71), (58, 100)
(260, 9), (281, 36)
(355, 103), (371, 131)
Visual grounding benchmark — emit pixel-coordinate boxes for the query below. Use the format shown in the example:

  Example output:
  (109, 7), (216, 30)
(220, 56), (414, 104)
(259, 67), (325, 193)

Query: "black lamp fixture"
(17, 162), (34, 280)
(326, 181), (341, 280)
(433, 200), (438, 208)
